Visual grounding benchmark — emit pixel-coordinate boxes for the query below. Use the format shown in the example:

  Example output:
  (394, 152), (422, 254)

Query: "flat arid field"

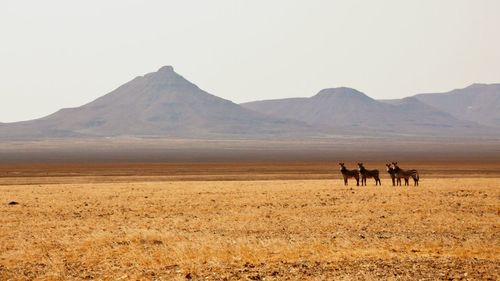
(1, 163), (499, 280)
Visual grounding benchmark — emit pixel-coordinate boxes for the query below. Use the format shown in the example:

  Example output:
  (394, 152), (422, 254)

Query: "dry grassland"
(1, 175), (499, 280)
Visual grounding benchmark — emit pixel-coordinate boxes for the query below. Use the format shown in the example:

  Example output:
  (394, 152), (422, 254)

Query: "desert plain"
(0, 159), (499, 281)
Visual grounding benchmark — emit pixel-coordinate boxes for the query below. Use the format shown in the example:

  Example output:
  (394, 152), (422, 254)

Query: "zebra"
(357, 163), (381, 186)
(386, 163), (397, 186)
(392, 162), (419, 186)
(339, 163), (359, 186)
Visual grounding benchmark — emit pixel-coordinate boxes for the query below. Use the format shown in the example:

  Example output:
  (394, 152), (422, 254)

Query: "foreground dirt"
(1, 178), (499, 280)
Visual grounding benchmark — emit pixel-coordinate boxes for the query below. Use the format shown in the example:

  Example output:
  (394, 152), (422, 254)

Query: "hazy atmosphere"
(1, 0), (499, 122)
(2, 2), (500, 280)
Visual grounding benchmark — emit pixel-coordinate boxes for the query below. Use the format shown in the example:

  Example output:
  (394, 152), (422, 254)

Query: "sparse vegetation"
(1, 171), (498, 280)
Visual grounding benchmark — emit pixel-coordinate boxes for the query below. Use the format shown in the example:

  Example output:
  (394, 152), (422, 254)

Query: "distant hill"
(0, 66), (310, 139)
(413, 83), (500, 127)
(1, 66), (497, 140)
(242, 87), (479, 135)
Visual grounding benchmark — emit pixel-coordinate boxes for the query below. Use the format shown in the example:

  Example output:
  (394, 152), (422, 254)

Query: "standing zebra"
(357, 163), (381, 186)
(386, 163), (397, 186)
(339, 163), (359, 186)
(392, 162), (419, 186)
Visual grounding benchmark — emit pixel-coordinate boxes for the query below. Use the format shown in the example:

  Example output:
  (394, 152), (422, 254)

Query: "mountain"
(413, 83), (500, 127)
(242, 87), (481, 135)
(0, 66), (310, 139)
(1, 67), (497, 140)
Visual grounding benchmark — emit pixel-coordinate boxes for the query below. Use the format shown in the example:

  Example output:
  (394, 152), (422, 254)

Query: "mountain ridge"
(241, 87), (483, 135)
(412, 83), (500, 127)
(1, 66), (498, 139)
(0, 66), (312, 139)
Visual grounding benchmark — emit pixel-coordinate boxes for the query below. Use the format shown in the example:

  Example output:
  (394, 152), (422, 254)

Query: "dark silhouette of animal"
(390, 162), (410, 186)
(357, 163), (381, 186)
(386, 163), (398, 186)
(392, 162), (419, 186)
(339, 163), (359, 186)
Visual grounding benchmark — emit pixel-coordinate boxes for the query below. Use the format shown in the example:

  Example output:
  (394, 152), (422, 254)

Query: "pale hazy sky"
(1, 0), (499, 122)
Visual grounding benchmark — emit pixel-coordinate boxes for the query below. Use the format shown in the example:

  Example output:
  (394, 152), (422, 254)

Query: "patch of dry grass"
(1, 178), (499, 280)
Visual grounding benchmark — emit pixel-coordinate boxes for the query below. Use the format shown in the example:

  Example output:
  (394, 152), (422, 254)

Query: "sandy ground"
(1, 170), (499, 280)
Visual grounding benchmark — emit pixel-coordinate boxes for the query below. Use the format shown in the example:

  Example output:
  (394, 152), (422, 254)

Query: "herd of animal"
(339, 162), (419, 186)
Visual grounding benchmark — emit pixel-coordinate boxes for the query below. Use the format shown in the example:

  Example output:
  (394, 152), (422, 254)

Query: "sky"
(1, 0), (499, 122)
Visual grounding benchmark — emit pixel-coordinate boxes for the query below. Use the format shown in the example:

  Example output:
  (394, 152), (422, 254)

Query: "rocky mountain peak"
(314, 87), (370, 100)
